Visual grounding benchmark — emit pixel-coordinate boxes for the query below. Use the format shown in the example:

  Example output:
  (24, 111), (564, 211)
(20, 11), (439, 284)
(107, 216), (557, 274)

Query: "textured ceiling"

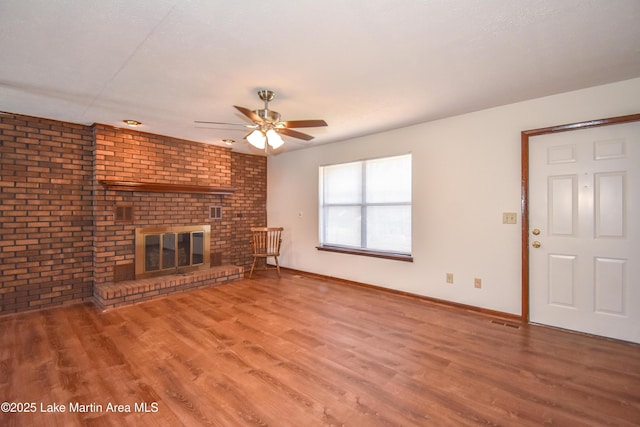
(1, 0), (639, 155)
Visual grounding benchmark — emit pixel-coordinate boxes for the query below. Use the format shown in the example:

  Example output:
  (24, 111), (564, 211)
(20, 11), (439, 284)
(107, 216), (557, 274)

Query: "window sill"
(316, 245), (413, 262)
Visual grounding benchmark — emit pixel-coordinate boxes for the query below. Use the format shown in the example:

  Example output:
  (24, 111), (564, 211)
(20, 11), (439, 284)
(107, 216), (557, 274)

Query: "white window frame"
(318, 153), (412, 261)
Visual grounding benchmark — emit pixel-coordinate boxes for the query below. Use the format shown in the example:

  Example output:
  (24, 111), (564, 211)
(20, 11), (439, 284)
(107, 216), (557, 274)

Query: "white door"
(529, 121), (640, 344)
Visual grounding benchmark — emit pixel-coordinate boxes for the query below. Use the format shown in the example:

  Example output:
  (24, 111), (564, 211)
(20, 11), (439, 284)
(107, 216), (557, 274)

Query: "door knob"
(532, 228), (540, 235)
(532, 241), (541, 248)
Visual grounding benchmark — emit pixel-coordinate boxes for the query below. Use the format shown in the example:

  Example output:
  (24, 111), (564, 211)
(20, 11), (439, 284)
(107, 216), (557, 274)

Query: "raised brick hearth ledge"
(93, 265), (244, 310)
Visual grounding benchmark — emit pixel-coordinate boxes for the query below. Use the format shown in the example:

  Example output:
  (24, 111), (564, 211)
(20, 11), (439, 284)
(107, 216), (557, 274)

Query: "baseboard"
(281, 267), (522, 323)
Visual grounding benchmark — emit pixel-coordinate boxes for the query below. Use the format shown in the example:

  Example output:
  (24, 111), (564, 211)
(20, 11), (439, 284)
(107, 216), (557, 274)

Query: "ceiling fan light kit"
(247, 129), (266, 149)
(265, 129), (284, 149)
(196, 89), (327, 152)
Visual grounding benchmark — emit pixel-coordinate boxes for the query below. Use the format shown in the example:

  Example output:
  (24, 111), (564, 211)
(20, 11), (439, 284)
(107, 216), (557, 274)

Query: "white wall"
(267, 78), (640, 315)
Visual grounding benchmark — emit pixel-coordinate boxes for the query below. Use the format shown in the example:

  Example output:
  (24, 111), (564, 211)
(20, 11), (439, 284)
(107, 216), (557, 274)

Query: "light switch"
(502, 212), (517, 224)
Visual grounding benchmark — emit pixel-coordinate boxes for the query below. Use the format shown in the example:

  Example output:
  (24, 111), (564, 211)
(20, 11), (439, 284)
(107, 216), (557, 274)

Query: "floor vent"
(491, 320), (521, 329)
(293, 274), (305, 279)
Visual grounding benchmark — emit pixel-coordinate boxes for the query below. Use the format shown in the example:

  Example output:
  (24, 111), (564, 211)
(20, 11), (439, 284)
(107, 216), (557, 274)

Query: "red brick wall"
(0, 113), (94, 313)
(93, 124), (266, 286)
(0, 114), (267, 315)
(228, 151), (267, 266)
(93, 124), (232, 186)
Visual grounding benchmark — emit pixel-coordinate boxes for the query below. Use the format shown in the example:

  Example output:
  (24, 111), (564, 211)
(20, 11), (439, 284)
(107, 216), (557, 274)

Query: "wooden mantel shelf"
(98, 180), (237, 195)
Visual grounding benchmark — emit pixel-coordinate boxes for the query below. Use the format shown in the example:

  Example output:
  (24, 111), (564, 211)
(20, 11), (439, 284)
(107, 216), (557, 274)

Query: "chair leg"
(274, 256), (281, 277)
(249, 256), (258, 279)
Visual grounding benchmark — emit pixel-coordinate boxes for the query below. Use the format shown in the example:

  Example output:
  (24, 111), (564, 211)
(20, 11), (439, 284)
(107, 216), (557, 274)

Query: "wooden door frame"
(520, 113), (640, 322)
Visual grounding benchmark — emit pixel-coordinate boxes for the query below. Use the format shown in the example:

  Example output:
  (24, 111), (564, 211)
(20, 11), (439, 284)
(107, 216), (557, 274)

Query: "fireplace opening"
(135, 225), (210, 279)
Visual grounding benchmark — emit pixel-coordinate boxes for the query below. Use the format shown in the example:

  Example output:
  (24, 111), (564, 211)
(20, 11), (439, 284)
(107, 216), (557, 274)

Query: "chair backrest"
(250, 227), (283, 256)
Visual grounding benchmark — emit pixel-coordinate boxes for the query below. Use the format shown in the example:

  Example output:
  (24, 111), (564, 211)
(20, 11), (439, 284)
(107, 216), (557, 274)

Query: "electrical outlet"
(474, 278), (482, 288)
(446, 273), (454, 284)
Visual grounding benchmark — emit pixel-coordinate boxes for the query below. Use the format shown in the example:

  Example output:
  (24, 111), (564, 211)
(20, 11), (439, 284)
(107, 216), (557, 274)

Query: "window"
(319, 154), (412, 259)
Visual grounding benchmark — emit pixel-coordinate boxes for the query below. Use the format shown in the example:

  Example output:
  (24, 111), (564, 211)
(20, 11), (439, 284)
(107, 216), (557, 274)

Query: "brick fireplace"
(0, 113), (267, 314)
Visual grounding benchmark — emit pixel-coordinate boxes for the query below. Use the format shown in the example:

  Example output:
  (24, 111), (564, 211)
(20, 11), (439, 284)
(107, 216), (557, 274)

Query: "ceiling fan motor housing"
(254, 108), (281, 124)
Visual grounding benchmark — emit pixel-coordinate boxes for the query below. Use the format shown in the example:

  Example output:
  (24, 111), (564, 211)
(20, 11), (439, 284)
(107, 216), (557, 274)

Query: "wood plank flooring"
(1, 271), (639, 426)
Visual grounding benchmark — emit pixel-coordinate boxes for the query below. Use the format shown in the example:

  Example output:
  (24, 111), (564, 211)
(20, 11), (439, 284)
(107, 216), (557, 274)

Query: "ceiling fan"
(196, 89), (327, 150)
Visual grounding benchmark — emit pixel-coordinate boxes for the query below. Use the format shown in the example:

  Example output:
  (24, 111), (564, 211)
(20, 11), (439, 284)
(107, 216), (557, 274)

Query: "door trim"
(520, 113), (640, 322)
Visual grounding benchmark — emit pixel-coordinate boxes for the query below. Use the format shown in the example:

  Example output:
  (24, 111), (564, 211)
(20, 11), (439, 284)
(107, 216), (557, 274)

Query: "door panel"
(548, 254), (576, 307)
(594, 257), (626, 315)
(529, 121), (639, 343)
(548, 175), (577, 235)
(595, 172), (625, 238)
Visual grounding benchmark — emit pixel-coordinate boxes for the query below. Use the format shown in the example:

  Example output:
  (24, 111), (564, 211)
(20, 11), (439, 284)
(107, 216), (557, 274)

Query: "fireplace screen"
(135, 225), (210, 279)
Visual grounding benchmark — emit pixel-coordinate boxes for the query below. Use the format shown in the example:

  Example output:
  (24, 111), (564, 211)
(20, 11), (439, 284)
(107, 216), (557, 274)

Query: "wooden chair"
(249, 227), (283, 279)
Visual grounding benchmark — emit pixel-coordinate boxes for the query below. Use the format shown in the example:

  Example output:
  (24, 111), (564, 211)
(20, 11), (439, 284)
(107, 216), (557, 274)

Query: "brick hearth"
(94, 265), (244, 310)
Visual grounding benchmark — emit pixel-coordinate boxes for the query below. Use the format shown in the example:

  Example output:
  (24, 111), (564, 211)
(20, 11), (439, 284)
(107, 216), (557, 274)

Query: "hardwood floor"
(1, 271), (639, 426)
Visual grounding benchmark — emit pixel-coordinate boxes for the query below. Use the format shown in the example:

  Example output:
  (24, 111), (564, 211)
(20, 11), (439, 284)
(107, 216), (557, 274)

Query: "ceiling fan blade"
(234, 105), (263, 123)
(194, 120), (256, 128)
(280, 119), (327, 128)
(279, 127), (315, 141)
